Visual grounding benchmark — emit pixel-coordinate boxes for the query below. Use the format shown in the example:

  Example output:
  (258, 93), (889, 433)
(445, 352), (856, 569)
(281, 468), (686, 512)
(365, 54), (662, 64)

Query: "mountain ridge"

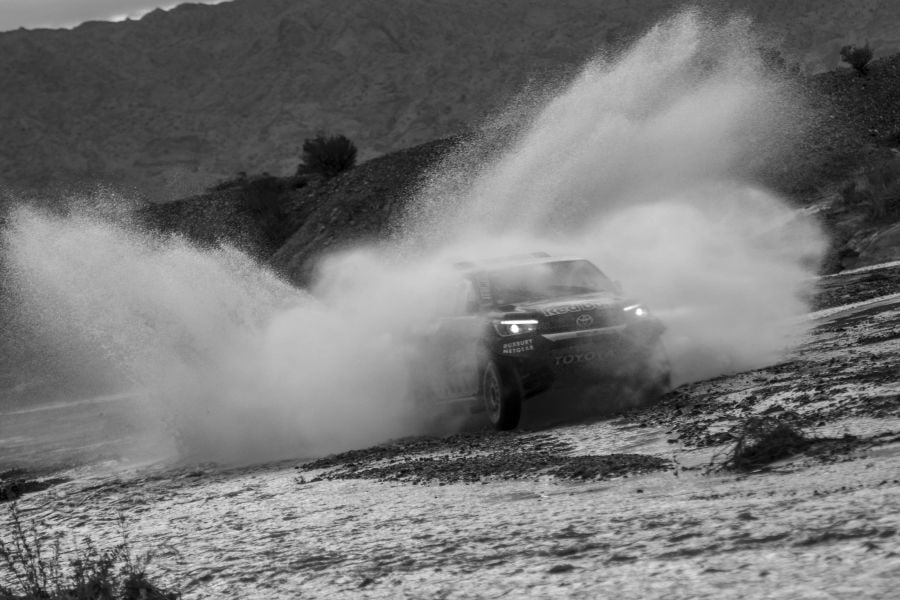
(2, 0), (900, 198)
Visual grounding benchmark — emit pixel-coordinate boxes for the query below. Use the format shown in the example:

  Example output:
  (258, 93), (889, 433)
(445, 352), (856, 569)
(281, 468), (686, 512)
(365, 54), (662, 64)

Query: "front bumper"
(497, 320), (664, 398)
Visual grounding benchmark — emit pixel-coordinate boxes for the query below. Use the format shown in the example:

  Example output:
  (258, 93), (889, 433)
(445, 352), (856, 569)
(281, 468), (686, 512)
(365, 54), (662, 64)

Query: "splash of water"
(1, 10), (826, 465)
(407, 10), (824, 383)
(409, 11), (808, 239)
(2, 209), (463, 463)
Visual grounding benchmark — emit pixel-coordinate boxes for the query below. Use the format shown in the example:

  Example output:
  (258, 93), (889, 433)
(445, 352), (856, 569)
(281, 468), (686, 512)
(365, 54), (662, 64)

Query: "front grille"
(539, 308), (625, 333)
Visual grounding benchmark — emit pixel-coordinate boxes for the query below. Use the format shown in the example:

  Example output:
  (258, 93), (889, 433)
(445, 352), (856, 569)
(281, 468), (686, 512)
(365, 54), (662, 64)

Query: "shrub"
(298, 134), (357, 178)
(840, 43), (874, 76)
(724, 415), (810, 471)
(0, 504), (178, 600)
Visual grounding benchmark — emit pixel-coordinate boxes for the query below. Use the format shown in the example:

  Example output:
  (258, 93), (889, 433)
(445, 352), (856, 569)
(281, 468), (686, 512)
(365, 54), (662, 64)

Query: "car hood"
(502, 293), (625, 316)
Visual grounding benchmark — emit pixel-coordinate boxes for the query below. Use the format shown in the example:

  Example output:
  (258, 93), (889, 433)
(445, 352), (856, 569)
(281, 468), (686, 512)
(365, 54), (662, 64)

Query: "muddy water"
(0, 390), (178, 480)
(2, 269), (900, 599)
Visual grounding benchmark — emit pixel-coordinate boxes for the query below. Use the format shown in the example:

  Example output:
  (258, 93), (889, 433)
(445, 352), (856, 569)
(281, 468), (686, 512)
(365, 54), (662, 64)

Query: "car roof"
(453, 253), (590, 274)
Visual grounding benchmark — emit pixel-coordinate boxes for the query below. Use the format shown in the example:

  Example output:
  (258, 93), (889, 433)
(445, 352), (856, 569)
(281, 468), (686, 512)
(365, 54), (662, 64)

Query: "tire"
(481, 360), (522, 430)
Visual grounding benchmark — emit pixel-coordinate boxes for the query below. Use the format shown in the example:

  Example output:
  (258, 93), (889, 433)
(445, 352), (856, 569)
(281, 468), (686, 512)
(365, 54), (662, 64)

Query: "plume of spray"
(1, 9), (826, 466)
(406, 9), (825, 383)
(2, 206), (472, 464)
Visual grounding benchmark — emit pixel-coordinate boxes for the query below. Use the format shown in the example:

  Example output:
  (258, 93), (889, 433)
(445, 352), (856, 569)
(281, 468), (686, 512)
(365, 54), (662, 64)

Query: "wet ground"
(1, 264), (899, 598)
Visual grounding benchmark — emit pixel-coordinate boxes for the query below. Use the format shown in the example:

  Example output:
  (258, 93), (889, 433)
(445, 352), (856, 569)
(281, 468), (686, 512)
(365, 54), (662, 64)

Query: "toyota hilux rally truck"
(415, 253), (670, 430)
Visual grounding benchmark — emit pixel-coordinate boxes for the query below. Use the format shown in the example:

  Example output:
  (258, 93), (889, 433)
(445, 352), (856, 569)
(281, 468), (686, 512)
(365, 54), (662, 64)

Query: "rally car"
(415, 253), (670, 430)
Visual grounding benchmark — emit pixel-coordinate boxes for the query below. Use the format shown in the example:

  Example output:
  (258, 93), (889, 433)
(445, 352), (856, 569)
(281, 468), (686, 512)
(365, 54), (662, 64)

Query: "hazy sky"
(0, 0), (227, 31)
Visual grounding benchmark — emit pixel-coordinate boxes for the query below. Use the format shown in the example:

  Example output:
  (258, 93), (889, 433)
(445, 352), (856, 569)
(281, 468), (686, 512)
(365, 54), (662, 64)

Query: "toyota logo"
(575, 313), (594, 329)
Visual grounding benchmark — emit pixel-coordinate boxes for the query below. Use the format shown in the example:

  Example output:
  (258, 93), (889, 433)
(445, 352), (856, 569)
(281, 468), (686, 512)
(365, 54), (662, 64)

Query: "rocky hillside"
(139, 138), (456, 277)
(2, 0), (900, 199)
(137, 51), (900, 284)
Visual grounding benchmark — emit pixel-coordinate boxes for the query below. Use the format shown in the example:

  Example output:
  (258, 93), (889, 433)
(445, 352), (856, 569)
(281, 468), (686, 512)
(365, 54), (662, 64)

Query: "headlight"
(493, 319), (539, 336)
(623, 304), (650, 318)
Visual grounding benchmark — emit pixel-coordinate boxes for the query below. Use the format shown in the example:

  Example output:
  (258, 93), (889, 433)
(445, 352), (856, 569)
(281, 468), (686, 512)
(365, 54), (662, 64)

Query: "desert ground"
(2, 262), (898, 599)
(3, 3), (900, 599)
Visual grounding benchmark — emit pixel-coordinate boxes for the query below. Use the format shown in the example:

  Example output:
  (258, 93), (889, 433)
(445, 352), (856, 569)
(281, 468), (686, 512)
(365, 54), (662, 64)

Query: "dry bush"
(299, 134), (357, 178)
(0, 504), (177, 600)
(724, 415), (810, 471)
(840, 43), (874, 76)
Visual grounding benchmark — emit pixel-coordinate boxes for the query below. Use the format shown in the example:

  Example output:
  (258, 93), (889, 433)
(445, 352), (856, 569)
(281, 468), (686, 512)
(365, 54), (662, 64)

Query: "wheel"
(481, 360), (522, 430)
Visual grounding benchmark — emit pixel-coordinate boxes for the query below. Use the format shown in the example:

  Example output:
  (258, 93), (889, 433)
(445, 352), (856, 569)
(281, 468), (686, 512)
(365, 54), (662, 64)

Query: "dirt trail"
(2, 265), (899, 599)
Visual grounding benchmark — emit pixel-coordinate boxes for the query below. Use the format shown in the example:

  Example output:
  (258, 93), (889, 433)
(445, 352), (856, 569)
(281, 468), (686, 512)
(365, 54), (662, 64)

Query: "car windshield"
(487, 260), (616, 305)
